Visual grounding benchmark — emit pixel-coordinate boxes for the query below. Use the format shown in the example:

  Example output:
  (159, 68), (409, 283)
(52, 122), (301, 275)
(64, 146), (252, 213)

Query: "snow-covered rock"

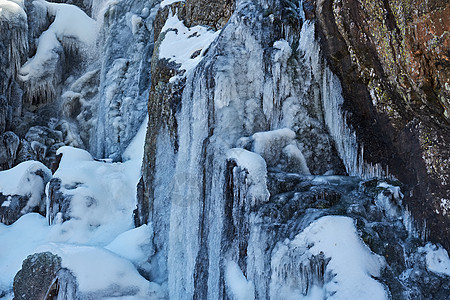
(0, 161), (51, 224)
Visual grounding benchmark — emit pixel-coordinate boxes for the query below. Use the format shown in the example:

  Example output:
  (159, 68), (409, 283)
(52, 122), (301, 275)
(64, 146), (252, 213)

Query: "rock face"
(0, 0), (157, 170)
(313, 0), (450, 248)
(13, 252), (78, 300)
(138, 0), (449, 298)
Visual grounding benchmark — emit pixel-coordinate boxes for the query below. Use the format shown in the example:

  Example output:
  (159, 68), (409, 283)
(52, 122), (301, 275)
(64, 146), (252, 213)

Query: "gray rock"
(13, 252), (78, 300)
(0, 131), (20, 170)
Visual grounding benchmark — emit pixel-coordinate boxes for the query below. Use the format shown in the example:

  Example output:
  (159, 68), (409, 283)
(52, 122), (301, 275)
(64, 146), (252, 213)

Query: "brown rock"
(315, 0), (450, 249)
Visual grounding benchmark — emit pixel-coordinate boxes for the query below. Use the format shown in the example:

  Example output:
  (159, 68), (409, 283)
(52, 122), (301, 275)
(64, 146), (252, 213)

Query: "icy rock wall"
(141, 0), (385, 298)
(0, 0), (28, 132)
(0, 0), (100, 170)
(91, 0), (157, 159)
(1, 0), (157, 170)
(314, 0), (450, 249)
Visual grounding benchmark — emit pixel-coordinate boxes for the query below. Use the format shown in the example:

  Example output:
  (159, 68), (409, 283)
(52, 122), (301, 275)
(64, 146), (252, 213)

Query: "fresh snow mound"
(19, 0), (97, 82)
(122, 116), (148, 162)
(50, 146), (140, 245)
(36, 243), (154, 296)
(227, 148), (270, 205)
(0, 161), (51, 212)
(271, 215), (388, 299)
(0, 124), (149, 296)
(0, 0), (26, 21)
(0, 213), (49, 293)
(252, 128), (296, 156)
(225, 261), (255, 300)
(422, 243), (450, 276)
(106, 225), (153, 264)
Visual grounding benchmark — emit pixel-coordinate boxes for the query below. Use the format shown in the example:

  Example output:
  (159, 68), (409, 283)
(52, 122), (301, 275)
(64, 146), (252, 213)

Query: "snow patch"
(36, 243), (155, 296)
(0, 161), (51, 211)
(19, 0), (97, 104)
(225, 261), (255, 300)
(0, 0), (26, 21)
(421, 243), (450, 276)
(271, 216), (388, 299)
(106, 224), (153, 264)
(160, 0), (184, 9)
(227, 148), (270, 205)
(159, 12), (220, 82)
(122, 116), (148, 163)
(50, 146), (142, 244)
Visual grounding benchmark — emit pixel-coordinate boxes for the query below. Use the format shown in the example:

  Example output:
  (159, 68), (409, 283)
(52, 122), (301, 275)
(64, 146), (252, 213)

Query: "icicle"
(0, 2), (28, 90)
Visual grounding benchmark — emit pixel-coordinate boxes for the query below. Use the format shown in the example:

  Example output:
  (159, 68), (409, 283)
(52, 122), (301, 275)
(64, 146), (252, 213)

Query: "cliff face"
(1, 0), (450, 299)
(138, 0), (449, 298)
(312, 0), (450, 249)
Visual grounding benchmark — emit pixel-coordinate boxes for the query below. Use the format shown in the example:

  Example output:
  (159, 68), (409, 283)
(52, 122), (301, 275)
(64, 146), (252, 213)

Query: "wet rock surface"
(314, 0), (450, 249)
(254, 172), (450, 299)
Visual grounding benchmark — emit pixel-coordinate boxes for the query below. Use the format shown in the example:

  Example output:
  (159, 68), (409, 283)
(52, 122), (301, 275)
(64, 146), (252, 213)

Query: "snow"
(421, 243), (450, 276)
(0, 213), (50, 293)
(227, 148), (268, 184)
(227, 148), (270, 206)
(36, 243), (154, 296)
(159, 12), (220, 82)
(122, 116), (148, 162)
(283, 144), (311, 175)
(250, 128), (301, 169)
(42, 1), (97, 45)
(49, 145), (143, 244)
(271, 216), (388, 300)
(19, 0), (97, 84)
(0, 161), (51, 212)
(225, 261), (255, 300)
(106, 224), (153, 264)
(160, 0), (184, 9)
(0, 116), (150, 297)
(252, 128), (296, 155)
(375, 182), (403, 219)
(0, 213), (162, 298)
(0, 0), (26, 21)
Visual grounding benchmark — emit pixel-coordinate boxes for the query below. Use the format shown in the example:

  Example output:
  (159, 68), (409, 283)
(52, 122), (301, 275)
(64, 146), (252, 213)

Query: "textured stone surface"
(314, 0), (450, 249)
(13, 252), (78, 300)
(13, 252), (62, 300)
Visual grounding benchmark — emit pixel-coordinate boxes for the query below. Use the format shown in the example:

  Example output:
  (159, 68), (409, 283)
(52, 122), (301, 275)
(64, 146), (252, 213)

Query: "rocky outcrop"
(313, 0), (450, 249)
(139, 0), (236, 224)
(13, 252), (62, 300)
(0, 161), (52, 225)
(13, 252), (78, 300)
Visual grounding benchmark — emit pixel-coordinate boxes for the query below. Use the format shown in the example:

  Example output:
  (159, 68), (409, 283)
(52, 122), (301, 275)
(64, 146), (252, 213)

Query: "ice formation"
(91, 0), (156, 158)
(19, 0), (97, 106)
(0, 0), (449, 299)
(270, 216), (388, 299)
(0, 117), (153, 298)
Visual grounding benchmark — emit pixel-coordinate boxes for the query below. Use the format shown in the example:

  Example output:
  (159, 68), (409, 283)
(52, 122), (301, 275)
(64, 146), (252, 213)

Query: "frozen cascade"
(1, 0), (449, 299)
(91, 0), (158, 158)
(0, 1), (27, 90)
(19, 0), (97, 106)
(144, 0), (450, 299)
(0, 0), (28, 126)
(149, 1), (351, 297)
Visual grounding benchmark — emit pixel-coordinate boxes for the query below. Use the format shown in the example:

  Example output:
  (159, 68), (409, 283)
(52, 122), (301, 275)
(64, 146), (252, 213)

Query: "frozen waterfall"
(0, 0), (449, 299)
